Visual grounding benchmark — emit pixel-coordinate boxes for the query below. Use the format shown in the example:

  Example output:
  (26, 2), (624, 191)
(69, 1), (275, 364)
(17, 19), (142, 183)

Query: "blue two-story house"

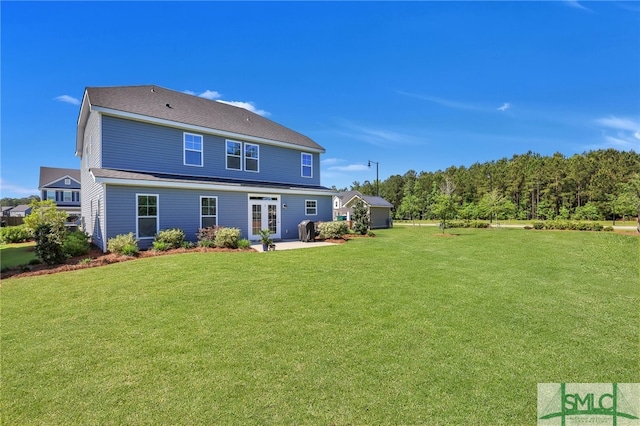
(75, 85), (335, 251)
(39, 166), (81, 219)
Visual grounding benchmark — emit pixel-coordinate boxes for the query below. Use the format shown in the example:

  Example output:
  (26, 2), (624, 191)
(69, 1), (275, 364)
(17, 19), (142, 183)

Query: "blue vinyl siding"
(101, 115), (321, 186)
(104, 185), (332, 249)
(81, 111), (106, 250)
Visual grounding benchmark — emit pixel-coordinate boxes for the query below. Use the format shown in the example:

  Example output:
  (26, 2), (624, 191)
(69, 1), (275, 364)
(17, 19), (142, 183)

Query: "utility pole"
(368, 160), (379, 196)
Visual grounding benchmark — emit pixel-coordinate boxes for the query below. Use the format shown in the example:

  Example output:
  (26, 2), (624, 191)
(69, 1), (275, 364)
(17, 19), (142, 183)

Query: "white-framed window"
(305, 200), (317, 215)
(184, 133), (203, 167)
(245, 143), (259, 172)
(301, 153), (313, 178)
(65, 178), (71, 185)
(226, 140), (242, 170)
(200, 196), (218, 228)
(137, 194), (158, 239)
(63, 191), (72, 202)
(45, 190), (55, 201)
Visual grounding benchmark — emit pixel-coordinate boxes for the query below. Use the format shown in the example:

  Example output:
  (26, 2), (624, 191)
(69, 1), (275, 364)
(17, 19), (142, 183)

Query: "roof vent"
(166, 103), (172, 109)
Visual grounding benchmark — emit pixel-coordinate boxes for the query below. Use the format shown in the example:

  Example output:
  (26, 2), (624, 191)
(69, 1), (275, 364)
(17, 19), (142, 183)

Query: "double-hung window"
(227, 140), (259, 172)
(63, 191), (72, 202)
(301, 153), (313, 178)
(305, 200), (317, 215)
(201, 197), (217, 228)
(245, 143), (259, 172)
(226, 141), (242, 170)
(184, 133), (203, 167)
(137, 194), (158, 238)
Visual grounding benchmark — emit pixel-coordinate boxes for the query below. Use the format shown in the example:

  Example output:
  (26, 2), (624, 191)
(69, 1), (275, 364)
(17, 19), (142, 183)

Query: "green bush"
(152, 241), (170, 251)
(34, 224), (67, 265)
(532, 221), (545, 230)
(214, 227), (241, 249)
(63, 231), (90, 257)
(107, 233), (139, 255)
(0, 225), (32, 244)
(238, 238), (252, 249)
(603, 226), (614, 232)
(317, 221), (349, 239)
(470, 221), (491, 228)
(198, 239), (216, 248)
(154, 228), (185, 249)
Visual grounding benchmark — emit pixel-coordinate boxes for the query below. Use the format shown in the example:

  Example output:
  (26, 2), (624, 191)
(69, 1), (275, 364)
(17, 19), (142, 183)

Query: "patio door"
(248, 195), (280, 240)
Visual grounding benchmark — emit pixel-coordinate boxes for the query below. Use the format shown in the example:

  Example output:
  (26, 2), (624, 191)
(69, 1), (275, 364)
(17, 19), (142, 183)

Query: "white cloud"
(0, 178), (38, 197)
(336, 119), (420, 147)
(595, 116), (640, 132)
(593, 116), (640, 151)
(564, 0), (592, 12)
(327, 163), (370, 172)
(54, 95), (80, 105)
(497, 103), (511, 112)
(217, 100), (270, 117)
(198, 90), (222, 100)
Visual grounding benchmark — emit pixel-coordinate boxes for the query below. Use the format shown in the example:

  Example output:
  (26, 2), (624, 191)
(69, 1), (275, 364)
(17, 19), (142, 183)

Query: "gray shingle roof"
(83, 85), (324, 152)
(39, 166), (81, 188)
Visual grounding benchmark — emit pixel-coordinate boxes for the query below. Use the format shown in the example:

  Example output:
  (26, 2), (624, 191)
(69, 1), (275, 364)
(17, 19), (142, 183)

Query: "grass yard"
(0, 241), (36, 269)
(2, 227), (638, 425)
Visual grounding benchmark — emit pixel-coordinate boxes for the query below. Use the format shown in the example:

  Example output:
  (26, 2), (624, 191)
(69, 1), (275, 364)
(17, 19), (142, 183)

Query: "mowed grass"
(2, 227), (638, 425)
(0, 241), (36, 269)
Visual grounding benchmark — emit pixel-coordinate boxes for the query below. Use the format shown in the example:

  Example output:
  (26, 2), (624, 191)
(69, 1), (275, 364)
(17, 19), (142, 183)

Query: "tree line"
(344, 149), (640, 222)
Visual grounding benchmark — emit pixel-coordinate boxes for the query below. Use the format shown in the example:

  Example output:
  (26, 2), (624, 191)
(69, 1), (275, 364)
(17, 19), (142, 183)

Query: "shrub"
(603, 226), (614, 232)
(532, 221), (545, 230)
(591, 222), (603, 232)
(152, 241), (170, 251)
(317, 221), (349, 239)
(0, 225), (31, 244)
(63, 231), (90, 257)
(238, 238), (252, 249)
(107, 233), (139, 255)
(470, 220), (490, 228)
(196, 226), (220, 246)
(154, 228), (185, 249)
(28, 258), (42, 265)
(214, 227), (241, 248)
(34, 223), (67, 265)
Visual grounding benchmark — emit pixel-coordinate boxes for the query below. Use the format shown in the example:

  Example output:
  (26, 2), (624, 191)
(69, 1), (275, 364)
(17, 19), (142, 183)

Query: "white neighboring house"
(8, 205), (32, 217)
(333, 190), (394, 229)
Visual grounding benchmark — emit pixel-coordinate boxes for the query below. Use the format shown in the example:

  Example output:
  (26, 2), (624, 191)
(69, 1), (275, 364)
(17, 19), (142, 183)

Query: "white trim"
(183, 132), (203, 167)
(136, 193), (159, 239)
(301, 152), (313, 178)
(199, 196), (218, 229)
(247, 193), (281, 240)
(92, 106), (325, 153)
(40, 174), (81, 189)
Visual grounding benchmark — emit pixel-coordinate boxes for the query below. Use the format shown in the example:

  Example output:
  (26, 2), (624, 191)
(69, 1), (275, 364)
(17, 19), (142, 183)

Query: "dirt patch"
(1, 245), (256, 280)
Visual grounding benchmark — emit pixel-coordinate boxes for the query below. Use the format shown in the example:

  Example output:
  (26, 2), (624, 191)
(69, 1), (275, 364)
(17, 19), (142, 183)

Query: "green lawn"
(2, 227), (638, 425)
(0, 241), (36, 269)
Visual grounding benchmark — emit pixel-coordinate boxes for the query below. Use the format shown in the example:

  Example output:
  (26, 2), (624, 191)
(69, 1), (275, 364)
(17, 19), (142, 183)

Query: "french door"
(248, 195), (280, 240)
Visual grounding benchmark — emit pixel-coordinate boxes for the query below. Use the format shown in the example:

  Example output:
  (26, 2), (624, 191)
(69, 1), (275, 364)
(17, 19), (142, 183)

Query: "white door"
(248, 195), (280, 240)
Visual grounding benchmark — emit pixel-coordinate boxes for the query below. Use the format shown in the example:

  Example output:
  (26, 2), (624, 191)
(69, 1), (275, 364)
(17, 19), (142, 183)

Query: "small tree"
(24, 200), (69, 265)
(431, 177), (457, 233)
(351, 198), (370, 235)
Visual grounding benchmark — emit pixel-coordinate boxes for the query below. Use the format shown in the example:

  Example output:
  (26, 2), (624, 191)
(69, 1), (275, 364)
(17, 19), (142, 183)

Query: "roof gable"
(78, 85), (324, 155)
(39, 167), (81, 188)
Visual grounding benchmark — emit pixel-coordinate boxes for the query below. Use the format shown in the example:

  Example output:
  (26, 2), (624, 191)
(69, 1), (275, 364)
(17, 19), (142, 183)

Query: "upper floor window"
(226, 141), (242, 170)
(245, 143), (259, 172)
(65, 178), (71, 185)
(227, 140), (259, 172)
(184, 133), (203, 167)
(301, 153), (313, 178)
(63, 191), (72, 202)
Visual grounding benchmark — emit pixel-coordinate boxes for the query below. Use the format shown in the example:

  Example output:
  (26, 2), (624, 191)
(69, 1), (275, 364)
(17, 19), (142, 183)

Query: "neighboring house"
(76, 85), (335, 251)
(2, 206), (14, 216)
(333, 190), (394, 229)
(9, 205), (32, 217)
(39, 166), (81, 218)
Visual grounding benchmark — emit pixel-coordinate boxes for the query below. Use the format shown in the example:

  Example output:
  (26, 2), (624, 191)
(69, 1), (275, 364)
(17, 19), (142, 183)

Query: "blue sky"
(1, 1), (639, 198)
